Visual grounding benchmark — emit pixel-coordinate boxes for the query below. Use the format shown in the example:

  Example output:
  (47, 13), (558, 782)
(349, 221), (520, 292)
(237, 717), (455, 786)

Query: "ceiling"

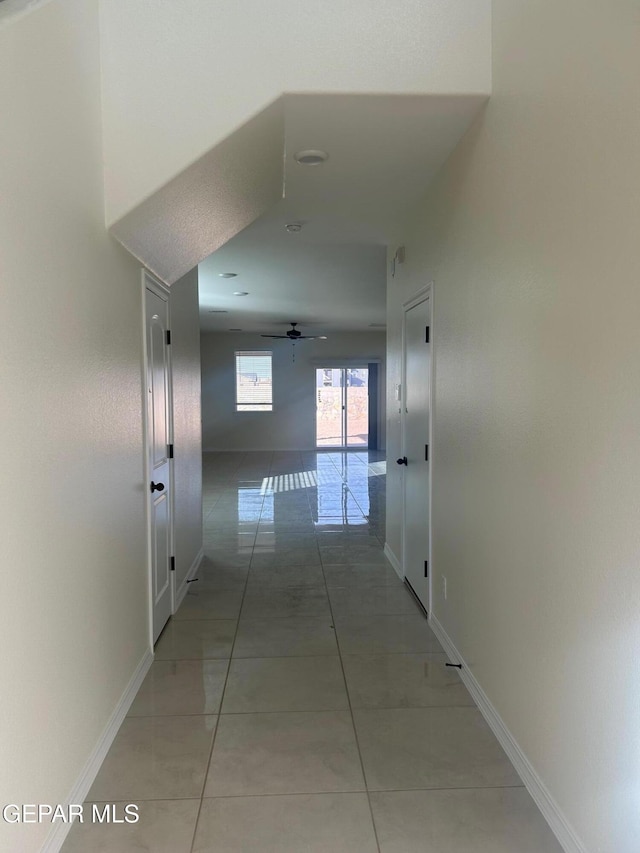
(199, 93), (486, 334)
(199, 223), (387, 334)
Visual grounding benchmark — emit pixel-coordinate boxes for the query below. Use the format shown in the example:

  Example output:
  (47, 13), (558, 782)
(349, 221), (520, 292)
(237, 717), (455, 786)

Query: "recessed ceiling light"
(294, 149), (329, 166)
(285, 223), (302, 233)
(233, 291), (249, 296)
(218, 272), (237, 278)
(208, 309), (228, 313)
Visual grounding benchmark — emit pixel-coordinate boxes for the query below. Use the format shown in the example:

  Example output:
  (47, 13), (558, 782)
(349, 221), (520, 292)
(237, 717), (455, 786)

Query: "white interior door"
(145, 281), (173, 643)
(401, 292), (431, 611)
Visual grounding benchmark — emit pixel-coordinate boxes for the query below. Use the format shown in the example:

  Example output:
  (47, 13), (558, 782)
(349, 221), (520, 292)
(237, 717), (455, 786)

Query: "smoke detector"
(294, 149), (329, 166)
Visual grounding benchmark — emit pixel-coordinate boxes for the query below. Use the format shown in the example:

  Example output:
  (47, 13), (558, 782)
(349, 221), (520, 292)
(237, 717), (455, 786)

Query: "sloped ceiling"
(100, 0), (491, 225)
(109, 100), (285, 285)
(102, 1), (490, 322)
(109, 92), (486, 296)
(198, 92), (487, 333)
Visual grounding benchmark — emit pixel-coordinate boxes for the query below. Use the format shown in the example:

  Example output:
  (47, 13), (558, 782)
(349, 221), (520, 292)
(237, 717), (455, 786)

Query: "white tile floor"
(63, 450), (562, 852)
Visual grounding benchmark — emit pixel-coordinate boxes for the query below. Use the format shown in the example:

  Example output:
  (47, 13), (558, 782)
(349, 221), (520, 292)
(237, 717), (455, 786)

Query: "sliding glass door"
(315, 367), (369, 448)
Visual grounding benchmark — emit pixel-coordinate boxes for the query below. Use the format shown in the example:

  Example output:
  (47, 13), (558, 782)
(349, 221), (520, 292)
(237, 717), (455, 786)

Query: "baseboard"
(40, 648), (154, 853)
(202, 447), (315, 453)
(428, 613), (587, 853)
(383, 543), (403, 581)
(174, 547), (204, 610)
(202, 447), (378, 453)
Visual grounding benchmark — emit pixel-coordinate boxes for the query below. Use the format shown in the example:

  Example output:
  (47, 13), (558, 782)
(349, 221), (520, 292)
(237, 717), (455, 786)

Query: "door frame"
(400, 282), (434, 614)
(141, 269), (175, 649)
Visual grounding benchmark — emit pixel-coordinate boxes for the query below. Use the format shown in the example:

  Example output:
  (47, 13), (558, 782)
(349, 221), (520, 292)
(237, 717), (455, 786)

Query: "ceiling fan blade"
(260, 329), (328, 340)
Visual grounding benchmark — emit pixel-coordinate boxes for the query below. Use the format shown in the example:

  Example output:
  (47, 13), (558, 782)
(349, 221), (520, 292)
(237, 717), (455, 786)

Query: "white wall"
(170, 268), (203, 590)
(202, 332), (386, 452)
(386, 2), (640, 851)
(99, 0), (491, 224)
(0, 0), (56, 28)
(0, 2), (148, 851)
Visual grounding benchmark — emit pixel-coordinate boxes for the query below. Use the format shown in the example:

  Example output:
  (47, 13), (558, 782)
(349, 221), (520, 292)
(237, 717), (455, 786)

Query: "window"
(235, 351), (273, 411)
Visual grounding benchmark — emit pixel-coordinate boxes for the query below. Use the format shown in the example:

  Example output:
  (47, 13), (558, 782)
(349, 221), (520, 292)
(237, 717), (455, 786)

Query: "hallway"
(64, 451), (560, 852)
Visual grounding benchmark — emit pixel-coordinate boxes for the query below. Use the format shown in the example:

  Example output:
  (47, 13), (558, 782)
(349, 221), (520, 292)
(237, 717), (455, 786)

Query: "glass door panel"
(316, 368), (344, 448)
(345, 368), (369, 447)
(316, 368), (369, 449)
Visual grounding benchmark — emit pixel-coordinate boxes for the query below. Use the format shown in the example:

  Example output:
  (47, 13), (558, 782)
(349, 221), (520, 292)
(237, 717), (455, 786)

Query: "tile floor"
(63, 450), (561, 852)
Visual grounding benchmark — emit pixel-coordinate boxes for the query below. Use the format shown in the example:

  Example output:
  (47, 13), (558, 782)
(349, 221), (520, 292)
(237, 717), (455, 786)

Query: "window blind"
(235, 351), (273, 411)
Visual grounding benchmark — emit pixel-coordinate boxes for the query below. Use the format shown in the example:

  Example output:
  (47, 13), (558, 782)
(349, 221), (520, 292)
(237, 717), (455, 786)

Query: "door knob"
(396, 457), (408, 466)
(150, 481), (165, 492)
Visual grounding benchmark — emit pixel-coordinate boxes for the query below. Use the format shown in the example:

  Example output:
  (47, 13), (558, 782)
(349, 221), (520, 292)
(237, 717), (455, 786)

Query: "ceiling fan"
(261, 322), (327, 341)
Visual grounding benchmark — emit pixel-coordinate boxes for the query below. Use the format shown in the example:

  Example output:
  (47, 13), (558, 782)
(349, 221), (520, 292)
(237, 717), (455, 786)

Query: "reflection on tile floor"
(63, 450), (561, 853)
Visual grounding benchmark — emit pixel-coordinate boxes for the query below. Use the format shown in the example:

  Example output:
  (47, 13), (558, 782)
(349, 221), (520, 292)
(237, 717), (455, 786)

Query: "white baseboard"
(428, 613), (587, 853)
(40, 648), (154, 853)
(383, 543), (403, 581)
(174, 547), (204, 610)
(202, 447), (380, 454)
(203, 447), (313, 453)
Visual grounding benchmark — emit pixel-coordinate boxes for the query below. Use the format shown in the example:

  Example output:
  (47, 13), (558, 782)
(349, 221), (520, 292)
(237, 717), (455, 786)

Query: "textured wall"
(201, 332), (386, 452)
(0, 1), (147, 850)
(170, 269), (203, 591)
(386, 2), (640, 850)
